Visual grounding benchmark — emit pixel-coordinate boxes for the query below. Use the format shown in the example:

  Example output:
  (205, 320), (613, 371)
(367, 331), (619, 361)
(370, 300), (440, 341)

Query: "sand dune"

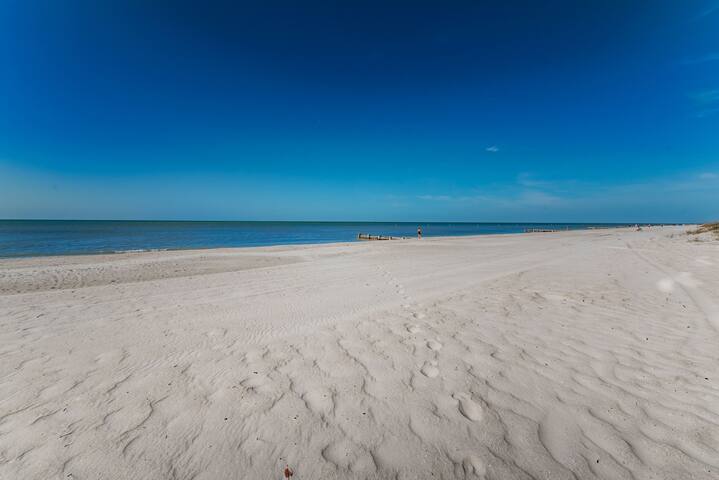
(1, 227), (718, 479)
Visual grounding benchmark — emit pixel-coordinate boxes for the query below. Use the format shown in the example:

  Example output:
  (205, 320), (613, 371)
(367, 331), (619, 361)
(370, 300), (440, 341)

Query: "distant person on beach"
(417, 226), (422, 239)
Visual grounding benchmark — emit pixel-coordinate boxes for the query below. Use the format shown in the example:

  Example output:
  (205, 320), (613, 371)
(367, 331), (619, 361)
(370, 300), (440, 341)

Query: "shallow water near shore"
(0, 220), (635, 257)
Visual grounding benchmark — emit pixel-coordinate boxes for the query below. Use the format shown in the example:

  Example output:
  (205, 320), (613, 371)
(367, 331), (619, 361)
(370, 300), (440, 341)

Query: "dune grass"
(687, 222), (719, 238)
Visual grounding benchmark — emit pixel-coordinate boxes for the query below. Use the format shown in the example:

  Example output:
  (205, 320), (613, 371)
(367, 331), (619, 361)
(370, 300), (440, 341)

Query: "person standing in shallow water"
(417, 225), (422, 239)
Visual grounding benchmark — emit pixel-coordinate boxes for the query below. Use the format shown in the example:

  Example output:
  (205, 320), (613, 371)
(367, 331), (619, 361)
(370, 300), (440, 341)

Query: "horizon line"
(0, 218), (695, 225)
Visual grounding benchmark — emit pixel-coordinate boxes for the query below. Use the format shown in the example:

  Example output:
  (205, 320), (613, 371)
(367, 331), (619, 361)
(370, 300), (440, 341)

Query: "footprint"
(303, 389), (334, 416)
(453, 393), (483, 421)
(322, 440), (376, 473)
(407, 325), (422, 334)
(413, 312), (426, 320)
(420, 361), (439, 378)
(322, 440), (353, 469)
(427, 340), (443, 351)
(240, 374), (272, 393)
(462, 455), (487, 477)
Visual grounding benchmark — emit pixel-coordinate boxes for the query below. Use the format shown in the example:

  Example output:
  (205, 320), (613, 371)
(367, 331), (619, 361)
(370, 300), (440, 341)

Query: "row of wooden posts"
(357, 233), (406, 241)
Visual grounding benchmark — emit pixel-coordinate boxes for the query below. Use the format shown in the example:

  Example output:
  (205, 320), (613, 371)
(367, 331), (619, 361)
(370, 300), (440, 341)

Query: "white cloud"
(485, 146), (499, 153)
(699, 172), (718, 180)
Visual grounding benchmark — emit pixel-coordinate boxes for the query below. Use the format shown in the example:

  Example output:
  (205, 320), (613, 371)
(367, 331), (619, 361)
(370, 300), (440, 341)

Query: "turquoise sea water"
(0, 220), (637, 258)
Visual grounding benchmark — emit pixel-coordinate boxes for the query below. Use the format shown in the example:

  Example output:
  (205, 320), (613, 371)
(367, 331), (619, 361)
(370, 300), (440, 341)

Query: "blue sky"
(1, 1), (718, 222)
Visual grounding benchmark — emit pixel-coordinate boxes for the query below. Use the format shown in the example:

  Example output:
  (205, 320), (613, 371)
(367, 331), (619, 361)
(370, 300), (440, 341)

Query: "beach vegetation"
(687, 222), (719, 239)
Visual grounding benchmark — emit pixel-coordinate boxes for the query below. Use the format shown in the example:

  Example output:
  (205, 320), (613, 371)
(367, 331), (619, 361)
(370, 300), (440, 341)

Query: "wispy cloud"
(684, 53), (719, 64)
(485, 146), (499, 153)
(698, 109), (719, 118)
(689, 89), (719, 117)
(409, 169), (719, 222)
(515, 190), (564, 207)
(417, 194), (452, 201)
(691, 89), (719, 104)
(698, 4), (719, 18)
(516, 172), (552, 188)
(417, 182), (567, 210)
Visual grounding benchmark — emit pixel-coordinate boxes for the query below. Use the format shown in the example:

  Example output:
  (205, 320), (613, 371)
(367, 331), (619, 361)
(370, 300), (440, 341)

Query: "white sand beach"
(1, 226), (718, 480)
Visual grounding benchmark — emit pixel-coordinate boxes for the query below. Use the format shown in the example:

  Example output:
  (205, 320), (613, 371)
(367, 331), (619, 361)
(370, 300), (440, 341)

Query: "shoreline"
(0, 224), (665, 262)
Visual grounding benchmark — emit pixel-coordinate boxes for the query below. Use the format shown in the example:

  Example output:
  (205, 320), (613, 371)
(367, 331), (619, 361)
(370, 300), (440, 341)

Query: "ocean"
(0, 220), (634, 258)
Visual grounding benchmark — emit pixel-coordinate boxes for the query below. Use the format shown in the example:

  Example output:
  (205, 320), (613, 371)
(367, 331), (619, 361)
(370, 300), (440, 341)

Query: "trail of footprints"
(382, 267), (479, 421)
(138, 264), (493, 478)
(368, 265), (488, 476)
